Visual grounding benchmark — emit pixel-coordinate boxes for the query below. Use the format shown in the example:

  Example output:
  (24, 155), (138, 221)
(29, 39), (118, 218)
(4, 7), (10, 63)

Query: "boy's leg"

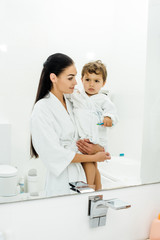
(94, 168), (102, 190)
(94, 162), (102, 190)
(82, 162), (96, 186)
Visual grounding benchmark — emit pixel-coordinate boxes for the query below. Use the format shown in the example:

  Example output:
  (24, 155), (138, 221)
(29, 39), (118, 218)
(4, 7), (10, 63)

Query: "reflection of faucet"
(69, 181), (94, 193)
(88, 195), (131, 227)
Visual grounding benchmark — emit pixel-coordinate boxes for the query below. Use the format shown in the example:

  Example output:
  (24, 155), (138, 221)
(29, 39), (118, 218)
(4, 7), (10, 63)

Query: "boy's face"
(81, 72), (105, 96)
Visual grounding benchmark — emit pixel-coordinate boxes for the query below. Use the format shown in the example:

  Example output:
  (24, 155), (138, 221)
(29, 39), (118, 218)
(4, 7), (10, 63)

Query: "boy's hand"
(103, 116), (112, 127)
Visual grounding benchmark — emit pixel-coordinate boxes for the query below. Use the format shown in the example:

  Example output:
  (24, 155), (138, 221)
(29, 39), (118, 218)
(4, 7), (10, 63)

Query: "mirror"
(0, 0), (160, 203)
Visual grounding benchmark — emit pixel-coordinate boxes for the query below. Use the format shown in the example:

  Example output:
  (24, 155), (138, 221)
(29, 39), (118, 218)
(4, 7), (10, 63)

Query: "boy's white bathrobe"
(30, 92), (86, 197)
(68, 89), (118, 151)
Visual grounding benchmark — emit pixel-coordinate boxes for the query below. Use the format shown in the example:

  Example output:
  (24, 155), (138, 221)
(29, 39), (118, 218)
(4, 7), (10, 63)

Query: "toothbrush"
(97, 123), (104, 125)
(97, 122), (114, 126)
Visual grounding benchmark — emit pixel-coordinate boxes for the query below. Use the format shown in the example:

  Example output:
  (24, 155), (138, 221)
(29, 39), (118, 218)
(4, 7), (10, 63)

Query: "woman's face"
(51, 64), (77, 94)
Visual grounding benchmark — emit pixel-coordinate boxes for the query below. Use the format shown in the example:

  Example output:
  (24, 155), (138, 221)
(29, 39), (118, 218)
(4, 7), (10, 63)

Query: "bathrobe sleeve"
(101, 94), (119, 126)
(30, 105), (76, 177)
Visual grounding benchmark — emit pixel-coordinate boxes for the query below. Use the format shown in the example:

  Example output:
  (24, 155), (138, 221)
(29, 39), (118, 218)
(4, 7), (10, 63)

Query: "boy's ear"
(102, 80), (106, 87)
(50, 73), (57, 83)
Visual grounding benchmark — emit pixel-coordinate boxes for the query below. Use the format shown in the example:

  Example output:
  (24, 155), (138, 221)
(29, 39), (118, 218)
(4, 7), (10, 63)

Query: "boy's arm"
(101, 94), (119, 127)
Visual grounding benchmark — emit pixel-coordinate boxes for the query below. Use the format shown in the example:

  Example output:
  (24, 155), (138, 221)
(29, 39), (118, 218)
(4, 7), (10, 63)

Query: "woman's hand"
(72, 145), (111, 164)
(76, 138), (105, 155)
(92, 151), (111, 162)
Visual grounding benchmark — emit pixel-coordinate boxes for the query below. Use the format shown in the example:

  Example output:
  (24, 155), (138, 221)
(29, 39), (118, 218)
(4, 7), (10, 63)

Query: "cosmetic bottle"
(19, 176), (25, 193)
(27, 169), (38, 196)
(149, 214), (160, 240)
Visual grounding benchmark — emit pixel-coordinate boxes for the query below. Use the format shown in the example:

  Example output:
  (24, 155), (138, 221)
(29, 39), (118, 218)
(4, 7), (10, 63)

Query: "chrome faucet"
(88, 195), (131, 227)
(69, 181), (94, 193)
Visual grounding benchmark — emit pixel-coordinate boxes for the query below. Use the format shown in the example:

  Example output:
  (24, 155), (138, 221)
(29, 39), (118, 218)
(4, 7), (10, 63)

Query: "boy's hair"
(81, 60), (107, 82)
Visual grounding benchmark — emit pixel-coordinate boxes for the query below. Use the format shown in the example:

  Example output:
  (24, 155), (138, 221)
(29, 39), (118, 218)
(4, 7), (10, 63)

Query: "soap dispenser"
(149, 214), (160, 240)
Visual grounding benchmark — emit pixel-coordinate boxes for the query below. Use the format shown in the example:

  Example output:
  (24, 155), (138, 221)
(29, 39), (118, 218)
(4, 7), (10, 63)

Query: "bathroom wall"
(0, 123), (11, 165)
(0, 183), (160, 240)
(141, 0), (160, 183)
(0, 0), (148, 176)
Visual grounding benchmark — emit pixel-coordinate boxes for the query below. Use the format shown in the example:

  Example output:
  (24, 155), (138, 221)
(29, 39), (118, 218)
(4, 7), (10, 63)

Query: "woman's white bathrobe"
(68, 89), (118, 151)
(30, 92), (86, 197)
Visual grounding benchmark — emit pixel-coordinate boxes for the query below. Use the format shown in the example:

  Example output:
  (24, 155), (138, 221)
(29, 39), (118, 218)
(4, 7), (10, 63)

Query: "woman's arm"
(71, 151), (111, 163)
(76, 139), (105, 155)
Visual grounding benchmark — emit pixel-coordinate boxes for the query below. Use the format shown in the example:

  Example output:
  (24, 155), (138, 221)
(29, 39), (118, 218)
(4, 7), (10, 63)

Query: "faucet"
(88, 195), (131, 227)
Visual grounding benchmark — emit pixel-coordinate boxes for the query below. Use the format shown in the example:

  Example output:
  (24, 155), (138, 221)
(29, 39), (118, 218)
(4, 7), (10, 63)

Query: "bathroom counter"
(0, 182), (160, 240)
(0, 191), (46, 203)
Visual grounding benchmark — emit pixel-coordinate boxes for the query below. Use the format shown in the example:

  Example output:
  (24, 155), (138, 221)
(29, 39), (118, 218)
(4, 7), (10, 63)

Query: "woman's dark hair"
(30, 53), (74, 158)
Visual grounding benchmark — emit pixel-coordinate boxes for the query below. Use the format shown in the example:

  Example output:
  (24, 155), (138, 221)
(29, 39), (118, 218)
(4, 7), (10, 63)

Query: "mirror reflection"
(0, 0), (160, 203)
(30, 53), (118, 197)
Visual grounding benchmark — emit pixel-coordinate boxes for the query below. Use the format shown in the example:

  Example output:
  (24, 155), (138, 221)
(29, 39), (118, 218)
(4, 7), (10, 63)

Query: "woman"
(30, 53), (111, 197)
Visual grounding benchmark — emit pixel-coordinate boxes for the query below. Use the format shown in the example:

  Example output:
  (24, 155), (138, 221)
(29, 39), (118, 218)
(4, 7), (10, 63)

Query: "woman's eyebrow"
(67, 73), (77, 76)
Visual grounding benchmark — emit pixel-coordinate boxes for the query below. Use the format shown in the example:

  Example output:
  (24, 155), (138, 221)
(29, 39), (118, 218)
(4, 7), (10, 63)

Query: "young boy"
(70, 60), (118, 190)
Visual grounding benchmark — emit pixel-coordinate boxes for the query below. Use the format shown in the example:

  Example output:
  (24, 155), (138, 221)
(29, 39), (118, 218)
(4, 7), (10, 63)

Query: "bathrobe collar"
(49, 91), (75, 123)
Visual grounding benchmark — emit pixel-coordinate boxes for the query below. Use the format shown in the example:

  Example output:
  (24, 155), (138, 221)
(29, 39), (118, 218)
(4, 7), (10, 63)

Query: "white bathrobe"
(30, 92), (86, 197)
(68, 89), (118, 151)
